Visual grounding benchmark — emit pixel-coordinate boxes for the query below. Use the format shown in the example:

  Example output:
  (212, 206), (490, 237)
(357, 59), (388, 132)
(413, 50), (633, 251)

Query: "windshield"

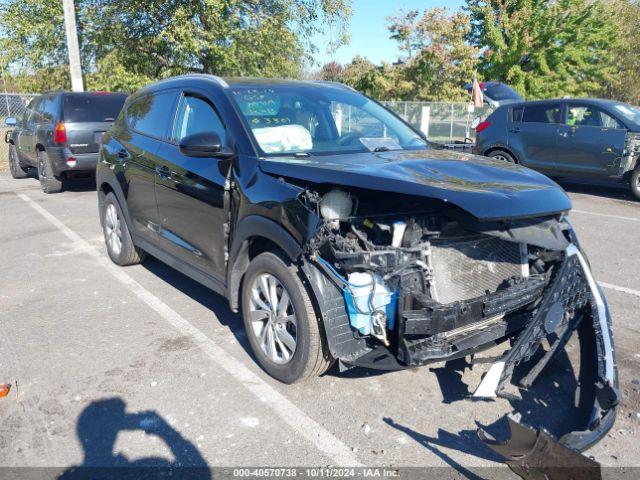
(63, 93), (127, 123)
(612, 102), (640, 125)
(229, 85), (427, 156)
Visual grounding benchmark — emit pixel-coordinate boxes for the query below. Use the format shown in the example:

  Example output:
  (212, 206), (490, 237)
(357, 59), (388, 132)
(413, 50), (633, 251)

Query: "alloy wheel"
(104, 203), (123, 257)
(9, 148), (18, 176)
(38, 154), (47, 189)
(248, 273), (298, 364)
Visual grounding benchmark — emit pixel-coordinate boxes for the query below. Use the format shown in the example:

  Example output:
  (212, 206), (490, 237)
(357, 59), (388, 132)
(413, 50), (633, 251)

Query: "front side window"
(229, 86), (427, 156)
(522, 104), (562, 124)
(566, 105), (622, 129)
(172, 95), (226, 144)
(127, 92), (177, 139)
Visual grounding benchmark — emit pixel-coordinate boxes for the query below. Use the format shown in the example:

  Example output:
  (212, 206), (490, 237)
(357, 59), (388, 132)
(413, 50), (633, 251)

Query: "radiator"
(430, 235), (527, 304)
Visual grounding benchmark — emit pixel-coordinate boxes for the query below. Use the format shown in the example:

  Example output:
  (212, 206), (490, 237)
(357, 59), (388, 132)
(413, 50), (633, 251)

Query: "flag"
(472, 77), (484, 108)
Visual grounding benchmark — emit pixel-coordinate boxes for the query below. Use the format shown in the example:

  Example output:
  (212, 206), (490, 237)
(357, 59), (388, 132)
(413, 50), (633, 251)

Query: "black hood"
(259, 149), (571, 221)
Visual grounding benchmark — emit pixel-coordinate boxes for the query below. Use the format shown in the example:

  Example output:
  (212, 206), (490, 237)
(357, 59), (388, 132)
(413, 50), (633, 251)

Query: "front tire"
(101, 192), (146, 266)
(629, 167), (640, 201)
(241, 252), (332, 383)
(8, 145), (28, 179)
(488, 149), (517, 164)
(37, 150), (62, 193)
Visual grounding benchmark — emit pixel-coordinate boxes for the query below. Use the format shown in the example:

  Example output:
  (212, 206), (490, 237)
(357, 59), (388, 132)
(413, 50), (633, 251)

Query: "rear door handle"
(155, 165), (172, 179)
(509, 127), (520, 133)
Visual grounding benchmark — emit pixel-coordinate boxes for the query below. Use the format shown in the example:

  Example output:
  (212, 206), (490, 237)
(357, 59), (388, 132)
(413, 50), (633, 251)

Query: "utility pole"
(61, 0), (84, 92)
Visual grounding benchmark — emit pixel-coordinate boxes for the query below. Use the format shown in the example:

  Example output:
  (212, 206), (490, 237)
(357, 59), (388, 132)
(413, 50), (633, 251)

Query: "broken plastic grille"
(430, 236), (526, 304)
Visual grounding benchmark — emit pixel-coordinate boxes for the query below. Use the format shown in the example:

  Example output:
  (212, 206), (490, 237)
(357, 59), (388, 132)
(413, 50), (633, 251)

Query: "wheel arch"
(96, 172), (133, 229)
(227, 216), (303, 311)
(484, 145), (518, 162)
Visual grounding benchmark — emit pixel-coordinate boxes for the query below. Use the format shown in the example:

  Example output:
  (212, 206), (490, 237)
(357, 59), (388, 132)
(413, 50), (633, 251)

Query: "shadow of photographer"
(59, 397), (211, 480)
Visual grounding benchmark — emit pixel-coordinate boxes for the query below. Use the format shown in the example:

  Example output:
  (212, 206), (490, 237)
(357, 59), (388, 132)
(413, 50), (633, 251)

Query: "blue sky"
(314, 0), (464, 66)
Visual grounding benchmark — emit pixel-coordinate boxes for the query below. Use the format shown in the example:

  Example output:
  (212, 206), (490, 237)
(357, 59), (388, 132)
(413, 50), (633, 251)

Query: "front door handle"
(155, 165), (172, 179)
(509, 127), (520, 133)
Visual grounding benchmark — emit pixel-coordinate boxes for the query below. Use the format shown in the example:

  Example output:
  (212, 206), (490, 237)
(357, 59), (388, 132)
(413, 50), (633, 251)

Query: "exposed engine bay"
(303, 187), (570, 368)
(297, 187), (619, 477)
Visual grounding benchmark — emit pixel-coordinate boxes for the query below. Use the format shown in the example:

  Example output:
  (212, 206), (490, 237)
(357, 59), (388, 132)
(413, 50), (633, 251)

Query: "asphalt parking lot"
(1, 171), (639, 477)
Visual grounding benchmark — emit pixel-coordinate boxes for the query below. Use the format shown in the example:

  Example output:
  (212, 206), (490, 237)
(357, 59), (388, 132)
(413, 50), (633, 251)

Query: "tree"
(605, 0), (640, 104)
(466, 0), (618, 99)
(0, 0), (352, 92)
(400, 8), (479, 101)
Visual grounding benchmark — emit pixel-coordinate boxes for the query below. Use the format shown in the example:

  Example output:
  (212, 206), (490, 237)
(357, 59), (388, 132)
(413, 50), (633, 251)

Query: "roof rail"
(312, 80), (356, 92)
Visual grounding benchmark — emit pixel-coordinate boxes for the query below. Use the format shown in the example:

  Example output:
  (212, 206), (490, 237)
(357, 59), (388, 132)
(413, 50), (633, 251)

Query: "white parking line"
(598, 281), (640, 299)
(17, 193), (361, 467)
(572, 209), (640, 223)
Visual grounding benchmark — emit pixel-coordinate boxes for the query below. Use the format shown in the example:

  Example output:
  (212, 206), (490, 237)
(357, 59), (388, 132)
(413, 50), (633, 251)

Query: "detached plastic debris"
(0, 383), (11, 398)
(472, 246), (620, 479)
(479, 417), (602, 480)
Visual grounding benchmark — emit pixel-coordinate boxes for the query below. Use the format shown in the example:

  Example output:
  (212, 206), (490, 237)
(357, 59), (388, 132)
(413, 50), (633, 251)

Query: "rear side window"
(522, 104), (562, 124)
(127, 92), (177, 139)
(63, 94), (127, 123)
(172, 96), (226, 144)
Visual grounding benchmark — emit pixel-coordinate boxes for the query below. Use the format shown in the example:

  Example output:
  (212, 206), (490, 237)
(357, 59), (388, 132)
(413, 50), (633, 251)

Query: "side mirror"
(179, 131), (233, 158)
(4, 117), (17, 127)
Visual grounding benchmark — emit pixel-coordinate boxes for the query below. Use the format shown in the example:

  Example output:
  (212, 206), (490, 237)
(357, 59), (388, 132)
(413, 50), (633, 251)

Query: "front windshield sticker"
(233, 89), (281, 116)
(359, 137), (402, 152)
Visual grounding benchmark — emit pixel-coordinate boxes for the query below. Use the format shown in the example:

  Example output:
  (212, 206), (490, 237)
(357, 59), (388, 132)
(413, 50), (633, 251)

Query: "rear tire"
(241, 251), (332, 383)
(101, 192), (146, 266)
(629, 167), (640, 201)
(8, 145), (28, 179)
(36, 150), (62, 194)
(487, 149), (517, 164)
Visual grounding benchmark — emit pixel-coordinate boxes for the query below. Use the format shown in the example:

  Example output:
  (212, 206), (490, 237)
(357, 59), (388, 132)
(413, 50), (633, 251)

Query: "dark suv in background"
(475, 98), (640, 199)
(5, 91), (127, 193)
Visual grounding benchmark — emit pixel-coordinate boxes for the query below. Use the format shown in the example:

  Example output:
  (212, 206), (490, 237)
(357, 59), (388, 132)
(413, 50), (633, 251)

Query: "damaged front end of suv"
(252, 150), (619, 473)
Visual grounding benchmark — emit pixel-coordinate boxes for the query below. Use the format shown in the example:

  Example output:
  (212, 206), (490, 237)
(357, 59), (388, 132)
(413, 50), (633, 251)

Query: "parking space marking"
(16, 193), (362, 467)
(572, 209), (640, 223)
(598, 281), (640, 299)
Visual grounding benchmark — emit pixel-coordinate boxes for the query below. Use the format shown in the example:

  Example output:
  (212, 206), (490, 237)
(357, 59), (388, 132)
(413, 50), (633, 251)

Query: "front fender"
(227, 215), (303, 310)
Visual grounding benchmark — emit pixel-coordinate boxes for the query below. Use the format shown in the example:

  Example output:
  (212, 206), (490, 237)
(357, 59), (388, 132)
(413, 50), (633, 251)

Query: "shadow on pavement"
(59, 397), (211, 480)
(556, 178), (635, 203)
(62, 177), (97, 192)
(141, 257), (249, 351)
(385, 338), (591, 470)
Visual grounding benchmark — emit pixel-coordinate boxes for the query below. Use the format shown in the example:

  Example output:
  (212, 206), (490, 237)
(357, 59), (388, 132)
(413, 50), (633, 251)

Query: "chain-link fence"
(383, 101), (494, 144)
(1, 93), (39, 165)
(0, 94), (493, 168)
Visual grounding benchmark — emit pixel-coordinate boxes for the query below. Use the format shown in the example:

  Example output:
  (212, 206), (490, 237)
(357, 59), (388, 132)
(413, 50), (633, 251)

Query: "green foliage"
(466, 0), (618, 99)
(0, 0), (352, 92)
(335, 8), (477, 101)
(605, 0), (640, 104)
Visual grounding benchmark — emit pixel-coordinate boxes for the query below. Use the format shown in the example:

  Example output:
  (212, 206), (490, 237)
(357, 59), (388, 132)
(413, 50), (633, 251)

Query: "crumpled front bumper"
(473, 245), (620, 477)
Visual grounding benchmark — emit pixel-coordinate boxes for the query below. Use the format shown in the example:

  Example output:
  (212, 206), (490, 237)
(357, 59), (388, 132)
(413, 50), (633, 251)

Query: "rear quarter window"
(63, 94), (127, 123)
(511, 106), (524, 123)
(126, 91), (178, 140)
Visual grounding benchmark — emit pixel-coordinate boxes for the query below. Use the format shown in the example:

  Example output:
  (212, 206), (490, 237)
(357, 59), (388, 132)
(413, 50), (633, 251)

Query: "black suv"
(475, 98), (640, 199)
(97, 75), (617, 459)
(5, 91), (127, 193)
